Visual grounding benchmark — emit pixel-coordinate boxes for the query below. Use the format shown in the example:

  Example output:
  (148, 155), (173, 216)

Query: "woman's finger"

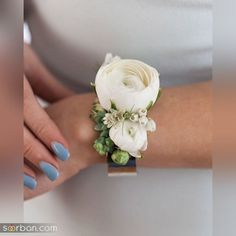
(24, 43), (74, 102)
(23, 164), (37, 190)
(24, 163), (36, 178)
(24, 78), (70, 161)
(24, 126), (60, 181)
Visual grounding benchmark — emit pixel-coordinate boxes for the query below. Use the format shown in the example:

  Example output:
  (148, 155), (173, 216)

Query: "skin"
(24, 81), (212, 199)
(24, 44), (74, 180)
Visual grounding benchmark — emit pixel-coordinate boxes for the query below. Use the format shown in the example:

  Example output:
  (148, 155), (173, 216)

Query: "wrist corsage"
(90, 54), (161, 166)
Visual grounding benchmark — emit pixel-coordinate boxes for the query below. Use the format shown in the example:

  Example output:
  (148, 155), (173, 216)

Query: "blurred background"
(0, 0), (23, 223)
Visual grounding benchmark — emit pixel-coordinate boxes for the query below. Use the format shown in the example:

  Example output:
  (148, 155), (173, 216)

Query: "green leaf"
(146, 101), (153, 111)
(97, 111), (106, 117)
(96, 137), (105, 144)
(90, 82), (96, 93)
(110, 100), (117, 110)
(100, 130), (109, 137)
(94, 123), (104, 131)
(93, 103), (105, 113)
(123, 112), (131, 119)
(90, 82), (96, 87)
(105, 138), (114, 147)
(156, 88), (162, 101)
(107, 145), (115, 154)
(103, 145), (110, 153)
(94, 117), (101, 124)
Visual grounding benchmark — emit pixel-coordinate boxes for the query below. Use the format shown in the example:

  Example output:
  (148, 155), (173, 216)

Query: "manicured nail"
(51, 142), (70, 161)
(39, 161), (59, 181)
(24, 174), (37, 190)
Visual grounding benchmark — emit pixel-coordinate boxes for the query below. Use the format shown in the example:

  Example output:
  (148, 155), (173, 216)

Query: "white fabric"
(24, 166), (212, 236)
(26, 0), (212, 92)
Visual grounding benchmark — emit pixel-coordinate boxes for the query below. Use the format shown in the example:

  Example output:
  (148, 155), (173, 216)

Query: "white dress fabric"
(25, 0), (212, 92)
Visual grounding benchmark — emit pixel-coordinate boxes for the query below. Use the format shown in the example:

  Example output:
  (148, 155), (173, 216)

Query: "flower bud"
(111, 150), (130, 165)
(103, 113), (116, 128)
(93, 142), (106, 155)
(93, 102), (105, 112)
(130, 113), (139, 122)
(139, 116), (148, 126)
(138, 108), (147, 117)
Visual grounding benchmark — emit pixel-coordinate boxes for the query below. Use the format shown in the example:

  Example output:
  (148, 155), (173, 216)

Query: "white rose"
(109, 120), (148, 158)
(95, 55), (160, 111)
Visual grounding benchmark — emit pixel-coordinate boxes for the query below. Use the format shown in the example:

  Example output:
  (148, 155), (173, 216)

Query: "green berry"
(111, 150), (130, 165)
(93, 142), (106, 155)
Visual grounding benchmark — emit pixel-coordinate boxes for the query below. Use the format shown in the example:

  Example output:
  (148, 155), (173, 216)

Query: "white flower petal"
(146, 119), (156, 132)
(103, 53), (121, 66)
(95, 59), (160, 111)
(139, 116), (148, 126)
(109, 121), (147, 157)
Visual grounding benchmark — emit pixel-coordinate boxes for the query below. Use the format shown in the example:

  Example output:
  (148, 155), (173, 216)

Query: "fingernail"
(39, 161), (59, 181)
(51, 142), (70, 161)
(24, 174), (37, 190)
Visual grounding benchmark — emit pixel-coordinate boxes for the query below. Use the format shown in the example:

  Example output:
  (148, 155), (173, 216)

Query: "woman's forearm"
(139, 81), (212, 168)
(24, 81), (212, 199)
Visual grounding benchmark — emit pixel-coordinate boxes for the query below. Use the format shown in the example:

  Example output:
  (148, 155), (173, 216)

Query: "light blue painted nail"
(24, 174), (37, 190)
(39, 161), (59, 181)
(51, 142), (70, 161)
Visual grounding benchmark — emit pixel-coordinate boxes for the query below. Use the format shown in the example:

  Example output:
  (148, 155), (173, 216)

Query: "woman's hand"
(23, 44), (73, 190)
(24, 93), (103, 199)
(24, 81), (212, 199)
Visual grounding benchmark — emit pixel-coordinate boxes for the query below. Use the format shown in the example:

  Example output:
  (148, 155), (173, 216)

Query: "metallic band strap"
(107, 156), (137, 176)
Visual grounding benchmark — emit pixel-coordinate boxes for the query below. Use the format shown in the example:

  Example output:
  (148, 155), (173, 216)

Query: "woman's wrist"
(25, 94), (105, 199)
(46, 93), (105, 172)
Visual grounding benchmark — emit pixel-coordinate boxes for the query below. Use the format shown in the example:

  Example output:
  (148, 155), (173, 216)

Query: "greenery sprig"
(90, 101), (131, 165)
(90, 103), (115, 155)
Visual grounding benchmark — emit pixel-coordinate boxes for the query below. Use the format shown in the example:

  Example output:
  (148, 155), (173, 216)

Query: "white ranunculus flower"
(95, 54), (160, 111)
(109, 120), (148, 158)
